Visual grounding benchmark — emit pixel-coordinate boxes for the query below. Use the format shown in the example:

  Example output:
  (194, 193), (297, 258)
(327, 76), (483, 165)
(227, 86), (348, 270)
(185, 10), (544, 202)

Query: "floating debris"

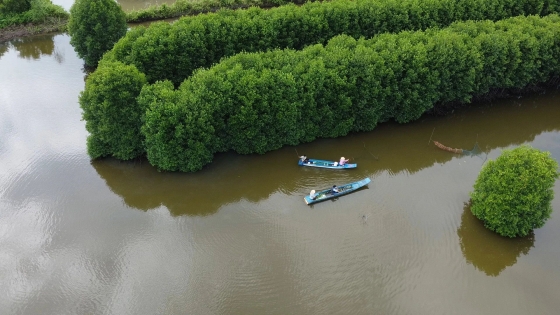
(433, 140), (463, 154)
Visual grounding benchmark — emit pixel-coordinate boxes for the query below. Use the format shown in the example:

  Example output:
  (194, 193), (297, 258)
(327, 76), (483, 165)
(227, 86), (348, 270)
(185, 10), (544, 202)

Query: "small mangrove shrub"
(67, 0), (127, 67)
(80, 61), (148, 160)
(0, 0), (31, 14)
(470, 145), (559, 238)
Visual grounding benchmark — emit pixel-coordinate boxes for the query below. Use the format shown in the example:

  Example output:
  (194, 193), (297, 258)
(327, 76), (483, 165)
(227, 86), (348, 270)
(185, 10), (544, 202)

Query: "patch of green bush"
(80, 61), (148, 159)
(470, 145), (559, 237)
(0, 0), (31, 14)
(67, 0), (127, 67)
(139, 80), (217, 172)
(0, 0), (68, 30)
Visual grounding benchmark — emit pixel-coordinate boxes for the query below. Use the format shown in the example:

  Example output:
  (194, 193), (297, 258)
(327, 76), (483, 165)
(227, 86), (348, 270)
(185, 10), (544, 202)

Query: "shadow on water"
(91, 157), (245, 217)
(92, 146), (373, 216)
(457, 202), (535, 276)
(92, 89), (560, 217)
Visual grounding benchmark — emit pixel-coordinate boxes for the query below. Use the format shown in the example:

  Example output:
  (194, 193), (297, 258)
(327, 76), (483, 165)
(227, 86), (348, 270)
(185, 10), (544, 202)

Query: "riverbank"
(0, 0), (69, 44)
(0, 17), (67, 43)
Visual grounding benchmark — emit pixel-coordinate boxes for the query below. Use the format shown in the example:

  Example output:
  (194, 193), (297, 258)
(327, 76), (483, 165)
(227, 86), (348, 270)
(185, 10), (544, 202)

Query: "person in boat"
(332, 185), (339, 194)
(300, 155), (311, 164)
(309, 190), (317, 200)
(339, 156), (350, 166)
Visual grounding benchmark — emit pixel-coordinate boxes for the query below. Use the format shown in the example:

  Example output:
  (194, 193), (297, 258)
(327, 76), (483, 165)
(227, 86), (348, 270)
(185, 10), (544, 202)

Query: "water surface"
(1, 33), (559, 315)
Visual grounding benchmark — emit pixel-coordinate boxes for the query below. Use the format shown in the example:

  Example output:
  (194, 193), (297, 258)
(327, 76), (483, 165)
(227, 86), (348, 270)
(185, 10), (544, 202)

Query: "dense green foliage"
(105, 0), (560, 85)
(125, 0), (311, 23)
(0, 0), (68, 30)
(470, 146), (559, 237)
(80, 61), (148, 160)
(0, 0), (31, 14)
(67, 0), (127, 67)
(82, 0), (560, 170)
(138, 15), (560, 171)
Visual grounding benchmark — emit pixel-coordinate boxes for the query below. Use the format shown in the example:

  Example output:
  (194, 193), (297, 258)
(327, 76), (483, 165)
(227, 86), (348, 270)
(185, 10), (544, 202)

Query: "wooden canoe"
(298, 158), (357, 169)
(304, 177), (371, 205)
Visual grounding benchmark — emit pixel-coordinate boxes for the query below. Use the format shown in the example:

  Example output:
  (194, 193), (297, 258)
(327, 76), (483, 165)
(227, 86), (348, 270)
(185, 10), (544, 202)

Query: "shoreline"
(0, 19), (68, 43)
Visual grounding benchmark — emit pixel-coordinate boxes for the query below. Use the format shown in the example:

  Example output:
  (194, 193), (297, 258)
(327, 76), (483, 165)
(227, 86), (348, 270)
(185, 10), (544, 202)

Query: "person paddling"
(339, 157), (350, 166)
(332, 185), (339, 194)
(300, 155), (311, 164)
(309, 190), (317, 200)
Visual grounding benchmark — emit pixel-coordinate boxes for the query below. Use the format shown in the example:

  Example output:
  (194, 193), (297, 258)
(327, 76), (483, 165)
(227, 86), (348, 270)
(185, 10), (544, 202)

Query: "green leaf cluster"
(67, 0), (127, 67)
(0, 0), (31, 14)
(470, 145), (559, 237)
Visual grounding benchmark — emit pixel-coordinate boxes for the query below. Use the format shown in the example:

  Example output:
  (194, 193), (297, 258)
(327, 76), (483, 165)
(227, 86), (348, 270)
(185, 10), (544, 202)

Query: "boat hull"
(298, 158), (357, 169)
(304, 177), (371, 205)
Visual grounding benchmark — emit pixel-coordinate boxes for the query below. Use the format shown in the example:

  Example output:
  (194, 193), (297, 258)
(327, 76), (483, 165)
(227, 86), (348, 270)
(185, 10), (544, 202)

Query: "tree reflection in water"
(10, 34), (55, 60)
(0, 43), (8, 58)
(458, 202), (535, 276)
(90, 153), (281, 217)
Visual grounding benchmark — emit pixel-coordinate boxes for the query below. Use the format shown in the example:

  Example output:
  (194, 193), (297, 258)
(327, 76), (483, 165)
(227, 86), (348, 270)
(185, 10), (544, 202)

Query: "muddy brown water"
(1, 31), (560, 315)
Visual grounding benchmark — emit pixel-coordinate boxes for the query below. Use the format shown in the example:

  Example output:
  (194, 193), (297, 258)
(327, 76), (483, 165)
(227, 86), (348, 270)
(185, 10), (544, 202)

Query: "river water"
(1, 22), (560, 315)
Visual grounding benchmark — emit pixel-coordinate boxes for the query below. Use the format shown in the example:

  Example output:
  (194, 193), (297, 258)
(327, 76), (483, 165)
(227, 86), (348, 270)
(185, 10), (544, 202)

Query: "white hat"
(310, 190), (316, 195)
(341, 157), (345, 159)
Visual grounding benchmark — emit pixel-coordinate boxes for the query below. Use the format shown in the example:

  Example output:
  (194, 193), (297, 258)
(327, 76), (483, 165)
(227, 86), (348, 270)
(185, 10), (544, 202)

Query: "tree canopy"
(67, 0), (127, 67)
(470, 145), (559, 237)
(80, 60), (148, 160)
(0, 0), (31, 14)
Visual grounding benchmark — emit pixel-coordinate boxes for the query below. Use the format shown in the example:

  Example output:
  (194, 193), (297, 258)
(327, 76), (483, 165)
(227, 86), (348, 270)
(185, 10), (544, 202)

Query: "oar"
(428, 127), (435, 145)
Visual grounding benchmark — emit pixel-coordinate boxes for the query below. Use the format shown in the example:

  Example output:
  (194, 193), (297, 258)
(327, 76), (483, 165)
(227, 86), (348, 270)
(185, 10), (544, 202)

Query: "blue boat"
(304, 178), (371, 205)
(298, 157), (357, 169)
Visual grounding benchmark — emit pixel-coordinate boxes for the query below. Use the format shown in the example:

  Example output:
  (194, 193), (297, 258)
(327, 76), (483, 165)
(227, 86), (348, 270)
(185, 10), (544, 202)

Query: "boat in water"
(298, 157), (357, 169)
(304, 177), (370, 205)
